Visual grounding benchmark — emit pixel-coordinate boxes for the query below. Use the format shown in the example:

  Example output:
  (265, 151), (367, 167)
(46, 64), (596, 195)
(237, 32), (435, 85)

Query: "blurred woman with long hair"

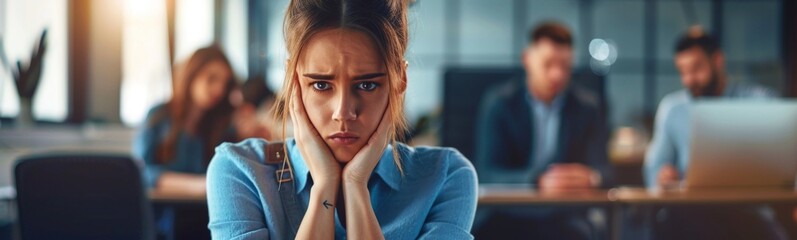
(133, 45), (237, 238)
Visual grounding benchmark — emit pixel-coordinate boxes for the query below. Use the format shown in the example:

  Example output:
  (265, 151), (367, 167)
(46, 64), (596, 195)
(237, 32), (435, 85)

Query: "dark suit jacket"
(474, 77), (611, 187)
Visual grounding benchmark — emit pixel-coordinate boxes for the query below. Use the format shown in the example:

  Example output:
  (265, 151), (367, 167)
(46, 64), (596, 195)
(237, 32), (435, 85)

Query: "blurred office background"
(0, 0), (795, 239)
(0, 0), (792, 131)
(2, 0), (793, 179)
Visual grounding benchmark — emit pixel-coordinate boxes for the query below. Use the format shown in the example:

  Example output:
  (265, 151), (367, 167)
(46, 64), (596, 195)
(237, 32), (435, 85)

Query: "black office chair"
(14, 153), (153, 240)
(441, 66), (525, 161)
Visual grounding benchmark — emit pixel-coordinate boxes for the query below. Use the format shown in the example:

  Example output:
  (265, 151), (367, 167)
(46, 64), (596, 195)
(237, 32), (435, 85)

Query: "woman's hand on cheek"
(291, 86), (341, 186)
(343, 110), (391, 187)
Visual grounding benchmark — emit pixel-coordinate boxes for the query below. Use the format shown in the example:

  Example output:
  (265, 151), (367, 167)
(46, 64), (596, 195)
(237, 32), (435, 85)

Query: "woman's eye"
(357, 82), (379, 91)
(312, 82), (331, 91)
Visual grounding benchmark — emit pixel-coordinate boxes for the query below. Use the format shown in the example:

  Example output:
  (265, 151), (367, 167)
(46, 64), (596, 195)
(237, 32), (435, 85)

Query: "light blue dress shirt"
(528, 92), (565, 173)
(643, 82), (777, 187)
(206, 138), (478, 239)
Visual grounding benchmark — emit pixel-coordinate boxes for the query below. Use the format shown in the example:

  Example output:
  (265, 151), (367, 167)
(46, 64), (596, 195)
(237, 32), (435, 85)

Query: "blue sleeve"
(417, 150), (478, 240)
(643, 102), (677, 188)
(206, 145), (270, 239)
(132, 108), (166, 188)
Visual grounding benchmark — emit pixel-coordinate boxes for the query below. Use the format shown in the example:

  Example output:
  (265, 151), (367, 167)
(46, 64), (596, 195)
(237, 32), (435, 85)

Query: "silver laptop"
(685, 100), (797, 189)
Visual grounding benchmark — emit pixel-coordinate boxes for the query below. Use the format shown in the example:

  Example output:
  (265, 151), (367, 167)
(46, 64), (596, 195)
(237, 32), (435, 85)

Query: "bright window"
(120, 0), (173, 126)
(0, 0), (68, 122)
(121, 0), (219, 126)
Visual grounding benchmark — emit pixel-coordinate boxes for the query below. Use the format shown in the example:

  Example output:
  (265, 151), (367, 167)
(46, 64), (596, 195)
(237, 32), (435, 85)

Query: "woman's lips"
(328, 132), (359, 145)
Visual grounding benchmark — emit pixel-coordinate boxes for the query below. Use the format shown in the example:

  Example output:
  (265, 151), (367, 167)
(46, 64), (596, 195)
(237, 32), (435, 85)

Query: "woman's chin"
(330, 143), (366, 164)
(332, 151), (355, 164)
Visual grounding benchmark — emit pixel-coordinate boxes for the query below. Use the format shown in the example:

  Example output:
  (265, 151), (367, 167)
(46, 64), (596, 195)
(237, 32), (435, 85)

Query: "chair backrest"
(14, 153), (153, 240)
(441, 67), (524, 160)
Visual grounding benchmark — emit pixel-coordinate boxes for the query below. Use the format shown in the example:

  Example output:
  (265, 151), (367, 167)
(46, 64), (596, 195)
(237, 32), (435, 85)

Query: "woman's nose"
(332, 91), (357, 122)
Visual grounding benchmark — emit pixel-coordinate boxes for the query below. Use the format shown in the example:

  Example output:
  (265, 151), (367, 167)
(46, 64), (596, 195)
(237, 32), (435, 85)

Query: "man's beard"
(689, 69), (721, 98)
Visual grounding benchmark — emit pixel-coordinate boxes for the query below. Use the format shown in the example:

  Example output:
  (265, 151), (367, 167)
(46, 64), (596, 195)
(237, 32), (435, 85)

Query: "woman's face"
(191, 60), (232, 111)
(296, 28), (389, 163)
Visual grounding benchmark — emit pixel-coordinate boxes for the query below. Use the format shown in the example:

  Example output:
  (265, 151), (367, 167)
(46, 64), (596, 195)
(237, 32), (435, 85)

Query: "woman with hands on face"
(206, 0), (478, 239)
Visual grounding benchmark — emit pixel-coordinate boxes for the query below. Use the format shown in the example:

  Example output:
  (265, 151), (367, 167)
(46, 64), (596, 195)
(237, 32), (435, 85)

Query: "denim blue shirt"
(132, 104), (212, 188)
(643, 82), (777, 187)
(206, 138), (478, 239)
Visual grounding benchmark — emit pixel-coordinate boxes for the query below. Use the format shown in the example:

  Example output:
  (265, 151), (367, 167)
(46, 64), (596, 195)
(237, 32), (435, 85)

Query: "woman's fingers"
(344, 109), (393, 185)
(291, 83), (317, 141)
(289, 83), (340, 184)
(292, 84), (306, 121)
(369, 106), (392, 148)
(291, 83), (328, 144)
(289, 85), (302, 136)
(354, 110), (390, 162)
(290, 85), (303, 127)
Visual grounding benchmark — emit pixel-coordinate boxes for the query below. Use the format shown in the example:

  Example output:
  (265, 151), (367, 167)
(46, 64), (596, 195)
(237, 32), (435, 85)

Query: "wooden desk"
(609, 187), (797, 205)
(478, 184), (612, 206)
(150, 184), (615, 207)
(479, 187), (797, 240)
(608, 187), (797, 240)
(150, 183), (615, 206)
(148, 184), (618, 206)
(149, 190), (207, 205)
(478, 184), (616, 240)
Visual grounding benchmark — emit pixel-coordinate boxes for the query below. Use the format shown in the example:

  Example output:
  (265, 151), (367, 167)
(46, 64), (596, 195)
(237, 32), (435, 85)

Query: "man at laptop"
(644, 27), (786, 239)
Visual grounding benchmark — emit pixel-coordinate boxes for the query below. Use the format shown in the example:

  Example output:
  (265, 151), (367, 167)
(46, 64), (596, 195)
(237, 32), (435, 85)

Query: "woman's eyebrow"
(302, 73), (334, 80)
(353, 72), (386, 80)
(303, 72), (386, 80)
